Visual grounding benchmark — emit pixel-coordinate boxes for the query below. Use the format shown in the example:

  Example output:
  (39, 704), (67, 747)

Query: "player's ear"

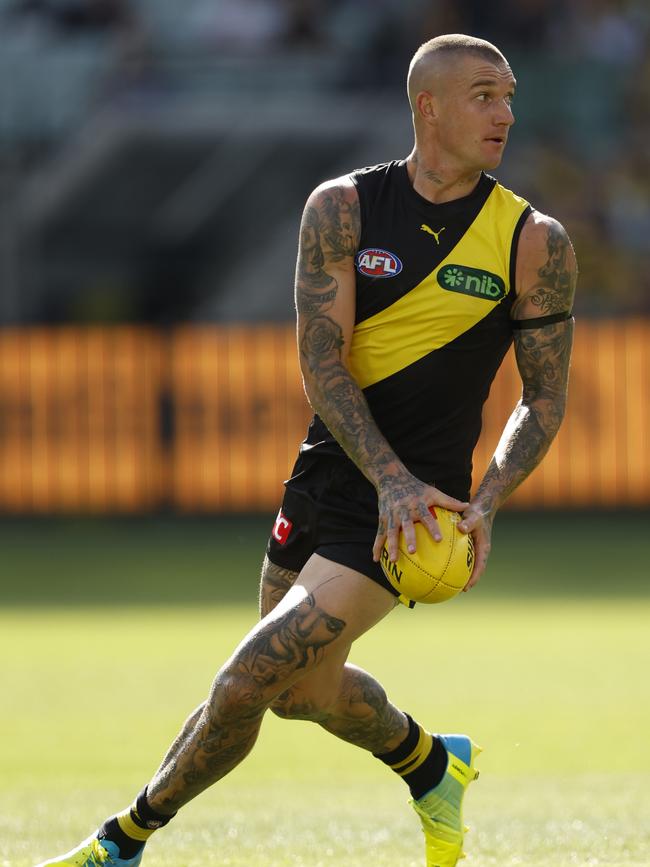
(416, 90), (438, 123)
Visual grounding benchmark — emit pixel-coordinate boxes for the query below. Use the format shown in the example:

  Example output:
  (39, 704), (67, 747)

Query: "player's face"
(434, 57), (516, 172)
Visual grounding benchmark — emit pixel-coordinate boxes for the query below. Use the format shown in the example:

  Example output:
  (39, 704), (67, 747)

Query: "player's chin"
(480, 141), (507, 169)
(479, 153), (505, 171)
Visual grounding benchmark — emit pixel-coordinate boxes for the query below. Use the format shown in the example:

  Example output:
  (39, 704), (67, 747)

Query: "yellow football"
(380, 507), (474, 604)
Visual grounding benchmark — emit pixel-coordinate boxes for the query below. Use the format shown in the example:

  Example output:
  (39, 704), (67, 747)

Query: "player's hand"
(457, 505), (495, 591)
(372, 473), (469, 564)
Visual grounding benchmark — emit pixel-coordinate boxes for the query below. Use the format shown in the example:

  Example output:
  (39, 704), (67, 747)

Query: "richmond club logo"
(356, 248), (403, 278)
(272, 510), (292, 545)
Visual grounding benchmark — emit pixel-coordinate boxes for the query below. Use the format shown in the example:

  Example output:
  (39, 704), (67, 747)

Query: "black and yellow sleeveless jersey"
(291, 160), (532, 502)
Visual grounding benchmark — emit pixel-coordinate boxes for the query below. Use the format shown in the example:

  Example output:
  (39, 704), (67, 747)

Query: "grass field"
(1, 513), (649, 866)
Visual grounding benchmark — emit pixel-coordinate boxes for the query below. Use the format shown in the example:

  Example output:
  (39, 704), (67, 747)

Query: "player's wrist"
(464, 496), (498, 525)
(370, 457), (413, 492)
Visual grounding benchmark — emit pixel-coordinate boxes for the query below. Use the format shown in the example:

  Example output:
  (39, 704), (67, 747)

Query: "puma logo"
(420, 224), (446, 244)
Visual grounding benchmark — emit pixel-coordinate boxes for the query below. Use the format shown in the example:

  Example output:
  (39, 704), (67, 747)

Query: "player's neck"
(406, 150), (482, 204)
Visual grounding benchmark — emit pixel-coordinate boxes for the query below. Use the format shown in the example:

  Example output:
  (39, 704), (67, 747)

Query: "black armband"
(511, 311), (573, 330)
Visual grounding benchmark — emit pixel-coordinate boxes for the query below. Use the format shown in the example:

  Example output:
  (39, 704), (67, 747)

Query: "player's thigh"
(259, 554), (300, 618)
(269, 553), (397, 702)
(267, 552), (397, 648)
(233, 553), (396, 700)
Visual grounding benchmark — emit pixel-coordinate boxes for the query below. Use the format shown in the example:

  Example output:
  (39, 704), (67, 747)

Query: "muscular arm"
(461, 212), (577, 585)
(296, 180), (399, 490)
(296, 179), (466, 560)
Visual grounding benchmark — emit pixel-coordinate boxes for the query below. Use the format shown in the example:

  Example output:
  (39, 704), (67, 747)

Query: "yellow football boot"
(411, 734), (481, 866)
(35, 834), (144, 867)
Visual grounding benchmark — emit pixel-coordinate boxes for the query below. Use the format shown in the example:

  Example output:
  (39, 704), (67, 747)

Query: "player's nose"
(497, 99), (515, 126)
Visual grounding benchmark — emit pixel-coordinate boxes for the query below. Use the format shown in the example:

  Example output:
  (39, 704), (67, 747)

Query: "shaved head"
(407, 34), (507, 111)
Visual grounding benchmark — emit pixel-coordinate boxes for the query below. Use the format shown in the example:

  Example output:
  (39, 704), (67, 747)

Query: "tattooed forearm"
(474, 319), (574, 514)
(301, 339), (401, 488)
(474, 403), (551, 516)
(476, 213), (578, 515)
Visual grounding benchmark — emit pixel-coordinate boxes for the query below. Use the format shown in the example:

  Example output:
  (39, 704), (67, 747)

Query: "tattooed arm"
(459, 211), (577, 588)
(296, 177), (467, 562)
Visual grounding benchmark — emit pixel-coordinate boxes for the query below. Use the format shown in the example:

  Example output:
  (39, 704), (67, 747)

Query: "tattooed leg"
(262, 558), (406, 751)
(155, 703), (205, 777)
(258, 555), (299, 617)
(148, 560), (297, 791)
(272, 663), (408, 754)
(146, 587), (347, 813)
(263, 557), (407, 754)
(142, 556), (395, 816)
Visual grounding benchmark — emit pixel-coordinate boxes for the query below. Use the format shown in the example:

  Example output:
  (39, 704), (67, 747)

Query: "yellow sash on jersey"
(348, 183), (529, 390)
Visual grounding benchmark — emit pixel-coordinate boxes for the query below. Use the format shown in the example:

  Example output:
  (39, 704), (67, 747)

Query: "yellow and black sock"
(374, 714), (447, 800)
(98, 787), (176, 859)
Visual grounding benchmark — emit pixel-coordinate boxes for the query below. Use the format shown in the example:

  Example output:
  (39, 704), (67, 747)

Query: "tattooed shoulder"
(312, 177), (360, 260)
(514, 211), (578, 319)
(296, 178), (360, 296)
(295, 178), (360, 364)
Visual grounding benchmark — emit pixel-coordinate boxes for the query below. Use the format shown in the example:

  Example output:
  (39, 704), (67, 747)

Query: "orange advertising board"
(0, 321), (647, 512)
(0, 328), (166, 511)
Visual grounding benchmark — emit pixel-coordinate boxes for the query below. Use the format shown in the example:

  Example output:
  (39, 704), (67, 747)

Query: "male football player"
(37, 33), (576, 867)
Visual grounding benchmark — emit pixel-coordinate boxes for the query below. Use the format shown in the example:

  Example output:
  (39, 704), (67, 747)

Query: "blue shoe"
(410, 734), (481, 866)
(35, 834), (145, 867)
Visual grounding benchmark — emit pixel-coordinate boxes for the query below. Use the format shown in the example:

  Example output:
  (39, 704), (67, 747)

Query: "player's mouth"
(485, 135), (507, 146)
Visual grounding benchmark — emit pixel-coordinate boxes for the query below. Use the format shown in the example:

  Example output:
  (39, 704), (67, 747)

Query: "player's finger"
(401, 516), (416, 554)
(372, 518), (387, 562)
(457, 514), (475, 534)
(457, 506), (482, 534)
(464, 563), (484, 591)
(386, 513), (400, 562)
(433, 490), (469, 513)
(463, 531), (490, 590)
(418, 502), (442, 542)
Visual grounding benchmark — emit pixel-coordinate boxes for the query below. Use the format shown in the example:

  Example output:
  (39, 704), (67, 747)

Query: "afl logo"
(356, 248), (403, 278)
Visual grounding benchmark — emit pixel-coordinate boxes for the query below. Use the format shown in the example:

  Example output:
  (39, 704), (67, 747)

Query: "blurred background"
(0, 0), (648, 523)
(2, 6), (650, 864)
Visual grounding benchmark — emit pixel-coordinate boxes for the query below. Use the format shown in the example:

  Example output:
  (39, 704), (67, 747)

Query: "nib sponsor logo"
(437, 264), (506, 301)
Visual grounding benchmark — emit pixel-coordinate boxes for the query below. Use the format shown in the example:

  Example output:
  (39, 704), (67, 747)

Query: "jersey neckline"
(395, 160), (496, 215)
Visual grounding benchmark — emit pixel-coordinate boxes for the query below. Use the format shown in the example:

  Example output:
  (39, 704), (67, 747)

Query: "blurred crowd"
(7, 1), (648, 69)
(1, 0), (649, 316)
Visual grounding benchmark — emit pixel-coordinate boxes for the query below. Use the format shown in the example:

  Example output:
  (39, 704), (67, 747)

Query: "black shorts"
(266, 466), (401, 601)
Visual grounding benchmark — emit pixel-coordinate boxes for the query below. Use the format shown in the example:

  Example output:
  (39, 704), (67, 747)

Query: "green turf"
(0, 511), (648, 606)
(1, 515), (649, 865)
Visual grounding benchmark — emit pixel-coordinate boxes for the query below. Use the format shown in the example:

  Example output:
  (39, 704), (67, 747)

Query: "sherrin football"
(380, 507), (475, 604)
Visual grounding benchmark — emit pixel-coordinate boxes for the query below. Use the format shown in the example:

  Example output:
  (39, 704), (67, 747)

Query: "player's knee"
(209, 666), (263, 720)
(270, 683), (336, 723)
